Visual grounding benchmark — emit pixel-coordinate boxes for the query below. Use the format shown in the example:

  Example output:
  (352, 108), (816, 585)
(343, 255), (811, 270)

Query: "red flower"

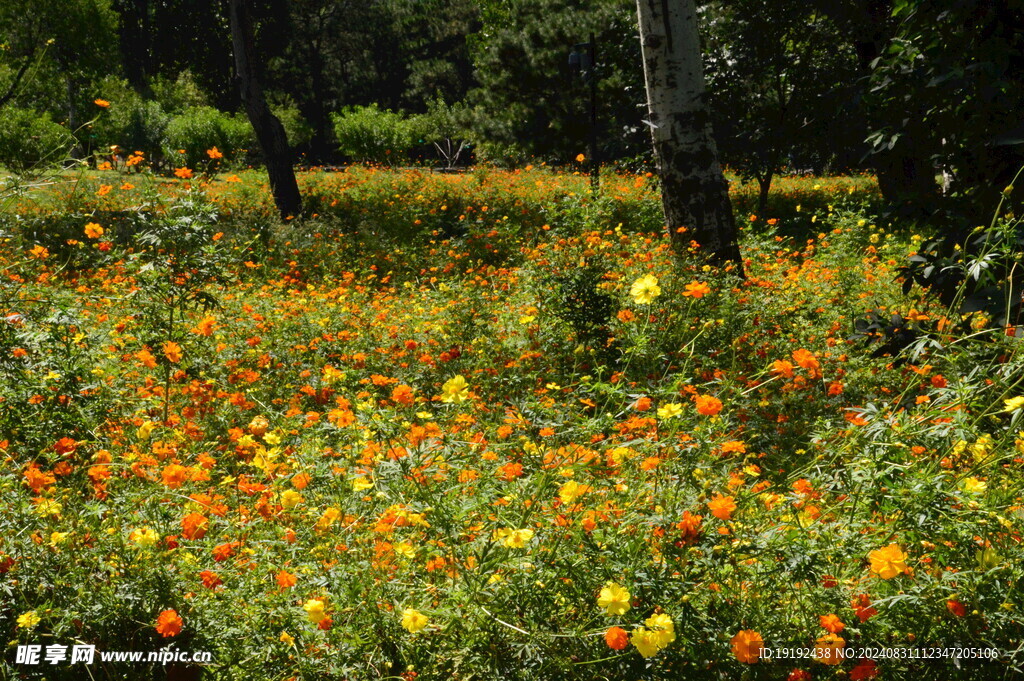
(850, 659), (879, 680)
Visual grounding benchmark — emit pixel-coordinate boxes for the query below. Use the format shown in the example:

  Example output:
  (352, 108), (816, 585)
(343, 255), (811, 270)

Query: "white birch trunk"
(636, 0), (743, 272)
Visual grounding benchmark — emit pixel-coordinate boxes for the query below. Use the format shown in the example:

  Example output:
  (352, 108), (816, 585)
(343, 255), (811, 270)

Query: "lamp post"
(569, 33), (598, 191)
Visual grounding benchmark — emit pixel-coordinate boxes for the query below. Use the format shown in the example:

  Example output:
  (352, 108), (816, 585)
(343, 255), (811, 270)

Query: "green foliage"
(468, 0), (647, 165)
(90, 77), (169, 158)
(149, 70), (211, 114)
(272, 104), (314, 151)
(704, 1), (862, 205)
(866, 0), (1024, 213)
(331, 104), (418, 165)
(0, 106), (74, 173)
(162, 106), (255, 168)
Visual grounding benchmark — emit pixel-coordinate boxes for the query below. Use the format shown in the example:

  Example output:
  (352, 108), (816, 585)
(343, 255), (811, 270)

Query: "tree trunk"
(757, 169), (773, 219)
(228, 0), (302, 219)
(635, 0), (743, 273)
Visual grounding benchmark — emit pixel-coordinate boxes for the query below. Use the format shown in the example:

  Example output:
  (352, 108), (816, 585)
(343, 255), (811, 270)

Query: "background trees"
(0, 0), (1021, 225)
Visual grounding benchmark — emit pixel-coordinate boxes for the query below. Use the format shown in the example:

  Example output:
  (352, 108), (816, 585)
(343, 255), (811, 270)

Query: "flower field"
(1, 167), (1022, 680)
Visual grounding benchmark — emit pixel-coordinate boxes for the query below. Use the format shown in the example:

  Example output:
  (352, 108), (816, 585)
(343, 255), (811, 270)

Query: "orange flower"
(206, 146), (224, 160)
(136, 348), (157, 369)
(708, 494), (737, 520)
(946, 599), (966, 617)
(161, 464), (189, 488)
(174, 167), (194, 179)
(181, 513), (208, 540)
(391, 384), (415, 406)
(163, 341), (182, 363)
(819, 613), (845, 634)
(682, 280), (711, 298)
(851, 594), (877, 622)
(605, 626), (629, 650)
(675, 511), (703, 544)
(276, 570), (297, 589)
(94, 98), (110, 108)
(191, 315), (217, 336)
(575, 153), (586, 162)
(199, 570), (222, 589)
(84, 222), (104, 239)
(731, 629), (763, 664)
(155, 609), (183, 637)
(792, 348), (820, 373)
(96, 184), (112, 196)
(694, 395), (722, 416)
(770, 360), (794, 378)
(814, 634), (845, 665)
(868, 543), (908, 579)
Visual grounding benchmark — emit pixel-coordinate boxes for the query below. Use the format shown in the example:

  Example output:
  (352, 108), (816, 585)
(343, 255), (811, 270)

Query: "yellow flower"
(440, 375), (470, 404)
(129, 527), (160, 548)
(17, 611), (41, 629)
(645, 613), (675, 648)
(351, 476), (374, 491)
(961, 477), (987, 494)
(657, 402), (682, 419)
(401, 608), (429, 633)
(495, 527), (534, 548)
(558, 480), (590, 504)
(280, 490), (304, 509)
(303, 599), (327, 624)
(35, 498), (62, 518)
(1003, 396), (1024, 412)
(137, 420), (156, 441)
(597, 582), (631, 616)
(279, 631), (295, 645)
(631, 627), (661, 658)
(49, 531), (69, 546)
(868, 543), (908, 579)
(394, 542), (415, 559)
(630, 275), (661, 305)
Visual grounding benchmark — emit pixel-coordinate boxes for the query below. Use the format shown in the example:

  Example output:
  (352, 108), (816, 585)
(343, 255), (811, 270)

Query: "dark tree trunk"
(757, 170), (773, 219)
(229, 0), (302, 218)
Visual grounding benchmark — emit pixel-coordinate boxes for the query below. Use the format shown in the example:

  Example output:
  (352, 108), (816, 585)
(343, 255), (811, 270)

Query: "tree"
(469, 0), (647, 165)
(229, 0), (302, 218)
(703, 0), (861, 216)
(635, 0), (742, 271)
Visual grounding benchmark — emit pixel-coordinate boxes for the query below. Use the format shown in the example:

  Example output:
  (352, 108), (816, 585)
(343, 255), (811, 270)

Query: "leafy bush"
(410, 97), (474, 167)
(150, 70), (210, 114)
(331, 104), (418, 165)
(0, 107), (74, 173)
(90, 77), (169, 158)
(272, 105), (314, 151)
(163, 106), (255, 168)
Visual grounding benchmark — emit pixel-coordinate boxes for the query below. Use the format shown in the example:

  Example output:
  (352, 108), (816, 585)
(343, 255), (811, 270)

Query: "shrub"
(149, 71), (210, 114)
(0, 107), (74, 173)
(331, 104), (417, 165)
(272, 105), (314, 151)
(162, 106), (255, 169)
(90, 77), (169, 159)
(410, 97), (474, 167)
